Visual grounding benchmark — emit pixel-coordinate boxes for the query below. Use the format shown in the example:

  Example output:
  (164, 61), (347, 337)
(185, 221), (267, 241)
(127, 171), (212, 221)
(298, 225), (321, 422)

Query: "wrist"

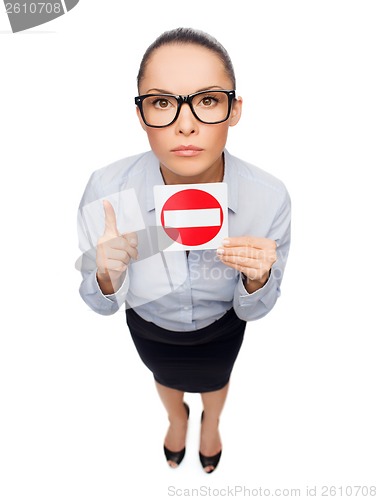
(243, 271), (270, 294)
(96, 270), (125, 295)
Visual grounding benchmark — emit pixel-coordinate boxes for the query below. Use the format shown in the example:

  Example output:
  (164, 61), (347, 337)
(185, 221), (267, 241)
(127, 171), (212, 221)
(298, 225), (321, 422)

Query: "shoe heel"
(199, 410), (222, 473)
(164, 401), (190, 468)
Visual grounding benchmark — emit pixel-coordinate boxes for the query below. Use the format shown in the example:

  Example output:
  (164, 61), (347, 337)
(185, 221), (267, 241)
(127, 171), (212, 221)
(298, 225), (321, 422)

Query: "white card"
(153, 182), (228, 251)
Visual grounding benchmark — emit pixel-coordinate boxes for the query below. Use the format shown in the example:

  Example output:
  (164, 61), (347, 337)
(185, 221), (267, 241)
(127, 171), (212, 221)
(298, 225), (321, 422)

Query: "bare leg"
(200, 382), (229, 472)
(155, 381), (188, 468)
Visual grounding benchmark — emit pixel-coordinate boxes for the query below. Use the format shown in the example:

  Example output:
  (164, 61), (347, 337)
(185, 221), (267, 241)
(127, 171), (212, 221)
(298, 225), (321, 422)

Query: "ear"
(229, 96), (243, 127)
(136, 106), (148, 131)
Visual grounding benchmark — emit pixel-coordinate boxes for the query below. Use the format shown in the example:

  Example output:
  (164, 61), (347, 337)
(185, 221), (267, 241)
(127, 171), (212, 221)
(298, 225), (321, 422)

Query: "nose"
(174, 102), (198, 135)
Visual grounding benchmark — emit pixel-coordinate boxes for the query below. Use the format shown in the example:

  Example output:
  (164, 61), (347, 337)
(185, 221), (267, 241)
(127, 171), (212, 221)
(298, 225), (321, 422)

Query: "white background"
(1, 1), (377, 498)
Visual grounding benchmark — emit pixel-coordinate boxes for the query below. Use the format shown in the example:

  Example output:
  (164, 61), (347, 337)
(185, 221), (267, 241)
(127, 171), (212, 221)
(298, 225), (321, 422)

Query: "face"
(136, 44), (242, 184)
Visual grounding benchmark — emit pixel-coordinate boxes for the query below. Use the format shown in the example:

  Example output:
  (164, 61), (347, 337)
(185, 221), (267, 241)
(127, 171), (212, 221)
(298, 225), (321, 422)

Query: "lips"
(171, 145), (204, 152)
(171, 145), (204, 157)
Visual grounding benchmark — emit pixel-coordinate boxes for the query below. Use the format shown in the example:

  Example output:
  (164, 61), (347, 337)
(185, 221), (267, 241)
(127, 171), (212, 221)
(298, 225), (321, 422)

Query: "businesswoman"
(77, 27), (291, 473)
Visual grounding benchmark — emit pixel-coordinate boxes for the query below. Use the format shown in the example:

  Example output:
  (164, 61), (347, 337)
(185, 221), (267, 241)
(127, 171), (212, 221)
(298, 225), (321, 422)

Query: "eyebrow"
(145, 85), (225, 94)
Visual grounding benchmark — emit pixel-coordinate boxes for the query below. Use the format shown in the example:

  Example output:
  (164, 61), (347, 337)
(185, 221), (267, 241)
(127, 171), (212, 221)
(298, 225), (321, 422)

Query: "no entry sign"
(154, 182), (228, 251)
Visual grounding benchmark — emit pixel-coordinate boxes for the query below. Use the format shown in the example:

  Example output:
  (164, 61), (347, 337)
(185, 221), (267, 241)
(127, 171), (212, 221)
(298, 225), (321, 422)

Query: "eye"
(151, 98), (174, 109)
(199, 95), (220, 107)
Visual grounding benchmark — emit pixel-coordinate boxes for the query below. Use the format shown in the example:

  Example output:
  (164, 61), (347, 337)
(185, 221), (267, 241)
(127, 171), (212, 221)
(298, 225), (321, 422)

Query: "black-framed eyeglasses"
(134, 89), (236, 128)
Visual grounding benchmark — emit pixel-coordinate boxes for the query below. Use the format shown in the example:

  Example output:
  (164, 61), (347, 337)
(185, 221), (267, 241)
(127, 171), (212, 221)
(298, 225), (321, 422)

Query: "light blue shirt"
(76, 149), (291, 332)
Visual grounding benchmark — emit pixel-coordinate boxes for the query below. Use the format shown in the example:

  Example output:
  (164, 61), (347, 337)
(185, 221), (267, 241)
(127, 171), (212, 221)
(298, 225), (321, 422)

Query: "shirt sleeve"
(76, 171), (130, 316)
(233, 186), (291, 321)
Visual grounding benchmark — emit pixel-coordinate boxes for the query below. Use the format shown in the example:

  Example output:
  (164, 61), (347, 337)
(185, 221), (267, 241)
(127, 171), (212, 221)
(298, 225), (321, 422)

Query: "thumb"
(102, 200), (119, 237)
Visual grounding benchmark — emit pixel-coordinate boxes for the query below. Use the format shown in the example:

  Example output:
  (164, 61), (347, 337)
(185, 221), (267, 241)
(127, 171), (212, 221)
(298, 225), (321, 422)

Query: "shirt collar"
(223, 149), (239, 213)
(145, 148), (239, 213)
(145, 151), (165, 211)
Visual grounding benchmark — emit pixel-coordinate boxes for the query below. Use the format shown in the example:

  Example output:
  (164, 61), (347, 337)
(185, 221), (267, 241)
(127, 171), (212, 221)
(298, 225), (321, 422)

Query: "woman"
(77, 27), (291, 473)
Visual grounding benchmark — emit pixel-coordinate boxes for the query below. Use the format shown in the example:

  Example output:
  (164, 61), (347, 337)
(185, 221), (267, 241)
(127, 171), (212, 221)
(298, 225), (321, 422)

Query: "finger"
(103, 258), (128, 274)
(123, 231), (138, 248)
(102, 200), (119, 237)
(124, 241), (138, 261)
(98, 234), (128, 251)
(220, 258), (252, 275)
(220, 254), (262, 268)
(104, 248), (132, 265)
(98, 235), (139, 262)
(217, 247), (264, 259)
(222, 236), (276, 249)
(220, 259), (265, 281)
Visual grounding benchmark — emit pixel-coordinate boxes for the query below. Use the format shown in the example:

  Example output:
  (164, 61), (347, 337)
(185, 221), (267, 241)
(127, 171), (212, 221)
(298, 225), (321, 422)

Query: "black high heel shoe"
(199, 411), (222, 473)
(164, 402), (190, 467)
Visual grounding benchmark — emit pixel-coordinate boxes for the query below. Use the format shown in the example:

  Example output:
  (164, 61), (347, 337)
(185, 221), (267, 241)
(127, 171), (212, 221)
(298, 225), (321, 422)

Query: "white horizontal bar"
(163, 208), (221, 228)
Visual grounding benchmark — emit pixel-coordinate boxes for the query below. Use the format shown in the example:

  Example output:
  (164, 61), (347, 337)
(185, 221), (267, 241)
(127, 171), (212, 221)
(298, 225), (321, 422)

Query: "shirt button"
(183, 306), (190, 311)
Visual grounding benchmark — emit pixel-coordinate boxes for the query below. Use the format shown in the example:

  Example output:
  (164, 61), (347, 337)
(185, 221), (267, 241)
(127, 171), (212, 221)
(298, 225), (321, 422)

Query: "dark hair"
(137, 27), (236, 91)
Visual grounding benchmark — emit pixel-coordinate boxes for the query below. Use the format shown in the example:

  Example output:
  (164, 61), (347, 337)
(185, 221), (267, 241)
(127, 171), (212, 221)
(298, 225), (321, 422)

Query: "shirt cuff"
(236, 271), (279, 310)
(79, 268), (130, 315)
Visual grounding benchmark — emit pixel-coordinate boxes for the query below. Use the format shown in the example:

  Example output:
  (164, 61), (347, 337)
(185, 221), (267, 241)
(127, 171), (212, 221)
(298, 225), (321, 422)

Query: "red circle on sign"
(161, 189), (223, 246)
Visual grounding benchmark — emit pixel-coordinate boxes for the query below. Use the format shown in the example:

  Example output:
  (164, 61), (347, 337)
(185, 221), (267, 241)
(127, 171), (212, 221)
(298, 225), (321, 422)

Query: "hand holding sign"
(217, 236), (277, 293)
(96, 200), (138, 294)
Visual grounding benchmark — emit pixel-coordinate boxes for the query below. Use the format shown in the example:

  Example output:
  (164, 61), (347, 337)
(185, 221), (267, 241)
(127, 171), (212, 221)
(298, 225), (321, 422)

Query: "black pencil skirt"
(126, 307), (247, 393)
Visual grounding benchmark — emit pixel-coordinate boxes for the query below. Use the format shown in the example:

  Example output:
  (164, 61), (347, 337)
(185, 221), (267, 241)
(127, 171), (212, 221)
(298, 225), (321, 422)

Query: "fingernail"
(130, 238), (137, 246)
(222, 239), (231, 246)
(216, 248), (225, 255)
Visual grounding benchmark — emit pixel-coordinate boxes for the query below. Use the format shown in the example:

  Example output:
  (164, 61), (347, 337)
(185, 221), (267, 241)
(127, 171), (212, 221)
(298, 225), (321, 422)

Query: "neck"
(160, 154), (224, 185)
